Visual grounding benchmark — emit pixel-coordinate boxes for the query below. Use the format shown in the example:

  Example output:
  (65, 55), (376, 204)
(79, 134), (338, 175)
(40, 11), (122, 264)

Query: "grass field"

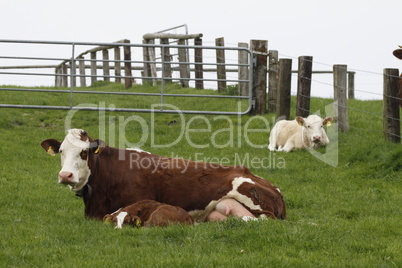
(0, 83), (401, 267)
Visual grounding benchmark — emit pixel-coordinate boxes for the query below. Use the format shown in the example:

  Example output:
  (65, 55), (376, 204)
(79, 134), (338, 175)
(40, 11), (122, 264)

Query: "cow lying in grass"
(103, 200), (194, 228)
(268, 115), (333, 152)
(41, 129), (286, 222)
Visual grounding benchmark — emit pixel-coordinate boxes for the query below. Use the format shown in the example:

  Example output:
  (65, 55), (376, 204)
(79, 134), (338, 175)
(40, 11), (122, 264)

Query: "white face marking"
(115, 212), (128, 229)
(111, 208), (123, 215)
(302, 115), (326, 142)
(59, 129), (91, 191)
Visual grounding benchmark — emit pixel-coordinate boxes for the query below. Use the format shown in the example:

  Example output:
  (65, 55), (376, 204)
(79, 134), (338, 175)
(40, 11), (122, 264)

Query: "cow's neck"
(82, 148), (109, 219)
(75, 184), (92, 199)
(75, 151), (100, 200)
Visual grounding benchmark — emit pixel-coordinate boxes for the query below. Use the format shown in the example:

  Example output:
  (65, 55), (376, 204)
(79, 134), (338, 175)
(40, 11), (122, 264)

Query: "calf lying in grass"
(103, 200), (194, 228)
(268, 115), (333, 152)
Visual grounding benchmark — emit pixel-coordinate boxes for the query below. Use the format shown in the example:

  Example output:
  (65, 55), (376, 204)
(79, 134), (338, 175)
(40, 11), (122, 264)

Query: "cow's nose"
(59, 172), (74, 184)
(313, 136), (321, 142)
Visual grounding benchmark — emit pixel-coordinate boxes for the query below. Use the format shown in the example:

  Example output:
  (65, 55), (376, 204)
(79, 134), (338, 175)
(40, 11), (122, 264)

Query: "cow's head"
(393, 45), (402, 60)
(41, 129), (104, 192)
(296, 115), (333, 144)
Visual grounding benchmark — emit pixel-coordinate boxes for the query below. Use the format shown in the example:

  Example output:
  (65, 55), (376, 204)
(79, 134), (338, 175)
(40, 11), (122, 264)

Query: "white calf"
(268, 115), (333, 152)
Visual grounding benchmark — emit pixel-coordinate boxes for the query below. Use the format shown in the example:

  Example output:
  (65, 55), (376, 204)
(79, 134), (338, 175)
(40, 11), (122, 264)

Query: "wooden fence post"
(90, 51), (97, 85)
(268, 50), (279, 113)
(70, 61), (76, 88)
(142, 40), (151, 85)
(250, 40), (268, 115)
(102, 49), (110, 82)
(55, 66), (61, 87)
(62, 64), (68, 87)
(78, 56), (86, 87)
(114, 47), (122, 84)
(296, 56), (313, 117)
(160, 38), (172, 83)
(383, 68), (401, 143)
(194, 37), (204, 89)
(123, 39), (133, 89)
(215, 37), (227, 92)
(333, 64), (349, 131)
(348, 72), (355, 99)
(238, 42), (249, 96)
(147, 39), (158, 86)
(277, 58), (292, 119)
(178, 39), (190, 87)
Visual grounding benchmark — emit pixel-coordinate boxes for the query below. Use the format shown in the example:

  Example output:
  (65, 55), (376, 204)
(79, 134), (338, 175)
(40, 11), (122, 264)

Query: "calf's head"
(296, 115), (333, 144)
(41, 129), (104, 192)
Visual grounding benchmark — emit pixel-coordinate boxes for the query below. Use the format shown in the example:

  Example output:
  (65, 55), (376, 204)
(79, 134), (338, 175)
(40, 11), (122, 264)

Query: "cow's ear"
(41, 139), (61, 156)
(295, 116), (305, 126)
(89, 139), (106, 154)
(323, 117), (333, 127)
(393, 48), (402, 60)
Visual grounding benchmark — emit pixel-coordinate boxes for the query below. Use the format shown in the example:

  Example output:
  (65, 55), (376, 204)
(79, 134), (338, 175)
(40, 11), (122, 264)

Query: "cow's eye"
(80, 150), (88, 160)
(59, 150), (63, 153)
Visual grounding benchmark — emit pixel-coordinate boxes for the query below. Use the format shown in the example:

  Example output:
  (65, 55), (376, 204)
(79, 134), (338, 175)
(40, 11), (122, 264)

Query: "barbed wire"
(290, 81), (401, 139)
(288, 72), (401, 101)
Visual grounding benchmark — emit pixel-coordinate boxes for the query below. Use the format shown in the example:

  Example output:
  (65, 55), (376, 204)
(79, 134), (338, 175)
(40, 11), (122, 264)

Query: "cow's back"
(274, 120), (301, 146)
(85, 145), (285, 220)
(145, 205), (194, 227)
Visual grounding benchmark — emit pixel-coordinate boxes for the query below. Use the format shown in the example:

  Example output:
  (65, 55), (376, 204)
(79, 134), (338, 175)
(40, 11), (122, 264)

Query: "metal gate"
(0, 39), (253, 115)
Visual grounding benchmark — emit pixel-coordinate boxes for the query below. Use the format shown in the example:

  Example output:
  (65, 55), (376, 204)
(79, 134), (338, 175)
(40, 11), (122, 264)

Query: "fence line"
(0, 38), (400, 142)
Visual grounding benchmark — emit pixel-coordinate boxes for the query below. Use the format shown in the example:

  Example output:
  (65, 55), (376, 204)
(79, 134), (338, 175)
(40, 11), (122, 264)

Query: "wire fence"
(280, 55), (401, 141)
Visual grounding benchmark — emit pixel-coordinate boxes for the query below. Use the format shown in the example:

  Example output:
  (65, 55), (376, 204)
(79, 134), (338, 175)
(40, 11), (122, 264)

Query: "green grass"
(0, 83), (401, 267)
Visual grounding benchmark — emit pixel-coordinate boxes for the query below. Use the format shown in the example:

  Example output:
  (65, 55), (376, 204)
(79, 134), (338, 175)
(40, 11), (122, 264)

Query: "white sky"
(1, 0), (401, 100)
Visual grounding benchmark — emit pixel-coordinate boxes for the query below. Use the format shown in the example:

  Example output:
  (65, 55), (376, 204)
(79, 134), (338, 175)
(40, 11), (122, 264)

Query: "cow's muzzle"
(59, 171), (74, 184)
(312, 136), (321, 143)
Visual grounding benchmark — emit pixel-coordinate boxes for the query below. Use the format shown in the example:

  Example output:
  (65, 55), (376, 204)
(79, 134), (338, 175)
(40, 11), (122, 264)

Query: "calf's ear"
(103, 214), (113, 224)
(40, 139), (61, 156)
(295, 116), (305, 126)
(89, 139), (106, 154)
(323, 117), (333, 127)
(130, 216), (142, 227)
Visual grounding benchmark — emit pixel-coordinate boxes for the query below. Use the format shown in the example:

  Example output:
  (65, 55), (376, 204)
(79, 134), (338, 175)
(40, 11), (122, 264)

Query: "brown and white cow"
(103, 200), (194, 228)
(392, 45), (402, 108)
(41, 129), (286, 222)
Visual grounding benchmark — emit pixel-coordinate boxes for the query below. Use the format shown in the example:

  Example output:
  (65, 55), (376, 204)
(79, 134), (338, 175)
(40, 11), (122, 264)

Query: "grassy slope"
(0, 83), (401, 267)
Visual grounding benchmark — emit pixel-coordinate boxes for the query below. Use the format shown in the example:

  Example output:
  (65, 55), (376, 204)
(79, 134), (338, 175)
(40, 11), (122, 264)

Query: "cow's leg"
(268, 125), (278, 151)
(215, 198), (256, 221)
(281, 141), (294, 152)
(268, 129), (277, 151)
